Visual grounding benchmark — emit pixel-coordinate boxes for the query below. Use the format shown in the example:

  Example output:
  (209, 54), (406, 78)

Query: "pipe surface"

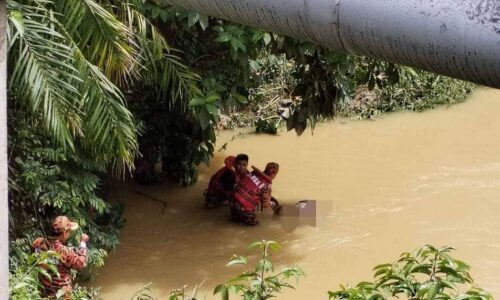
(161, 0), (500, 88)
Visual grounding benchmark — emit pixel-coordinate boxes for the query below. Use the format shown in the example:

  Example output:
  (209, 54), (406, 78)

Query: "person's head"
(50, 216), (79, 243)
(264, 162), (280, 179)
(234, 154), (249, 175)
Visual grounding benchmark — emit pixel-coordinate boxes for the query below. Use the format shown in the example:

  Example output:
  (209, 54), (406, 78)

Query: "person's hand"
(262, 199), (270, 208)
(81, 233), (89, 243)
(272, 204), (283, 216)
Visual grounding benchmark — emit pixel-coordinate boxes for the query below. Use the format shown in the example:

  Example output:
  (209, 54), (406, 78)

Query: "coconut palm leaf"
(8, 0), (139, 172)
(7, 0), (82, 149)
(47, 11), (138, 172)
(58, 22), (139, 172)
(117, 0), (200, 109)
(7, 0), (201, 173)
(79, 61), (138, 173)
(55, 0), (140, 86)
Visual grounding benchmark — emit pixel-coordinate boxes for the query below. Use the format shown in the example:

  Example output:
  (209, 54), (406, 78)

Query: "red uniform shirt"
(32, 238), (87, 297)
(233, 171), (272, 211)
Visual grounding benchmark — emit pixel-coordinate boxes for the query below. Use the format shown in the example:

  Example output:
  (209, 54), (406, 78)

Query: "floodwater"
(93, 89), (500, 299)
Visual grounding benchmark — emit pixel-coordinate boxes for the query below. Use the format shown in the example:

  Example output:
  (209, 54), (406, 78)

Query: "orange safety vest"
(206, 156), (236, 197)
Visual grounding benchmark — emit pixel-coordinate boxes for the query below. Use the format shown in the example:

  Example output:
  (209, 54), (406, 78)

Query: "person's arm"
(58, 234), (89, 270)
(32, 237), (48, 252)
(261, 184), (272, 208)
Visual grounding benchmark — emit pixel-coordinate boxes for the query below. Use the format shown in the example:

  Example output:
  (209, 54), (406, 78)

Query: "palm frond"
(117, 1), (200, 109)
(7, 0), (82, 149)
(48, 12), (139, 173)
(55, 0), (140, 85)
(79, 61), (138, 173)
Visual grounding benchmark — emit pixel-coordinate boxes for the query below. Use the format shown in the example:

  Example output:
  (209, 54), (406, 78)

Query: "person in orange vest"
(32, 216), (89, 299)
(230, 162), (279, 225)
(204, 154), (249, 209)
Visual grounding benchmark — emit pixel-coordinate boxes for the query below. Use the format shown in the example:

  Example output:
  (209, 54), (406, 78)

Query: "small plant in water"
(130, 282), (203, 300)
(328, 245), (492, 300)
(169, 282), (205, 300)
(214, 240), (304, 300)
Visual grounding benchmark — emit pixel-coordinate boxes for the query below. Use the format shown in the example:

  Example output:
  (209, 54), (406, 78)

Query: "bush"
(329, 245), (492, 300)
(214, 240), (304, 300)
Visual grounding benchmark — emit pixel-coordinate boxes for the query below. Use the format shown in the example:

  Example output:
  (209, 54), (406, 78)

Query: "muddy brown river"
(93, 89), (500, 299)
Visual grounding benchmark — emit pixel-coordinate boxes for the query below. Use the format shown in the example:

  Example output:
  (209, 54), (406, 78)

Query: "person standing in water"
(32, 216), (89, 299)
(204, 154), (249, 209)
(230, 162), (279, 225)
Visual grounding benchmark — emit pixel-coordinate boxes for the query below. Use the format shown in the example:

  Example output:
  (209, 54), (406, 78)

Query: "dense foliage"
(329, 245), (492, 300)
(6, 0), (197, 297)
(340, 69), (474, 119)
(8, 111), (123, 299)
(6, 0), (477, 298)
(130, 2), (404, 184)
(144, 2), (473, 136)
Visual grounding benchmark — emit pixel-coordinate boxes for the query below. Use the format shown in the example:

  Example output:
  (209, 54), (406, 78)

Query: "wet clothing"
(230, 200), (259, 225)
(32, 238), (87, 299)
(205, 156), (238, 208)
(230, 168), (272, 225)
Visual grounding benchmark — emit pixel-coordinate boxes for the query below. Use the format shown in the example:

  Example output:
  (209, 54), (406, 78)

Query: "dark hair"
(50, 228), (63, 237)
(235, 154), (249, 163)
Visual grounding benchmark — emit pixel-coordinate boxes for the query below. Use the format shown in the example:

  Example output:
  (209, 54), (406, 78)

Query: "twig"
(259, 95), (281, 111)
(132, 190), (167, 213)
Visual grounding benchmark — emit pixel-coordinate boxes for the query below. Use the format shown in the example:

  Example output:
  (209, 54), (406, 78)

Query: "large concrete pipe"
(161, 0), (500, 88)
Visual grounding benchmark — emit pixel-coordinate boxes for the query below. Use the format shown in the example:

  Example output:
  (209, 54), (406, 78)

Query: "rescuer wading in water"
(32, 216), (89, 299)
(230, 162), (279, 225)
(204, 154), (249, 209)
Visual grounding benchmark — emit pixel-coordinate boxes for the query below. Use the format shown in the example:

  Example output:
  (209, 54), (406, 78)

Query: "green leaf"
(214, 285), (229, 300)
(189, 97), (206, 106)
(266, 241), (281, 252)
(263, 33), (272, 45)
(38, 268), (52, 281)
(187, 11), (199, 28)
(233, 93), (248, 104)
(215, 32), (232, 43)
(427, 282), (439, 300)
(199, 15), (209, 30)
(247, 241), (264, 250)
(8, 10), (24, 36)
(214, 284), (227, 296)
(197, 110), (211, 129)
(440, 279), (456, 290)
(256, 259), (274, 272)
(249, 60), (260, 72)
(373, 263), (392, 270)
(227, 256), (248, 267)
(206, 104), (219, 116)
(230, 38), (246, 52)
(206, 94), (220, 104)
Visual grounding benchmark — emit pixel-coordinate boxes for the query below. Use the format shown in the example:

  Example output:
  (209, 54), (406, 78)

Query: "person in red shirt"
(32, 216), (89, 299)
(204, 154), (249, 209)
(230, 162), (279, 225)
